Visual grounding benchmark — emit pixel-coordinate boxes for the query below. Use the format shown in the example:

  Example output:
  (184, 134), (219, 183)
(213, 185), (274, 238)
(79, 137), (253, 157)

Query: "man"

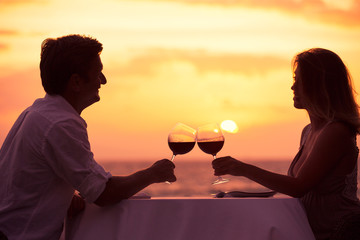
(0, 34), (176, 240)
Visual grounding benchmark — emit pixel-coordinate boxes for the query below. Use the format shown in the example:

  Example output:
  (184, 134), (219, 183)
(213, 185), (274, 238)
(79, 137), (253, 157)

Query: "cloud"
(99, 48), (293, 130)
(112, 48), (289, 79)
(0, 43), (9, 51)
(221, 98), (291, 114)
(0, 30), (18, 50)
(0, 30), (18, 35)
(102, 48), (293, 127)
(133, 0), (360, 26)
(0, 0), (46, 6)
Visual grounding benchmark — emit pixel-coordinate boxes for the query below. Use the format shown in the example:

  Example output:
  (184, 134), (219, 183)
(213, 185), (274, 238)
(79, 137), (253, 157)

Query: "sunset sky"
(1, 0), (360, 163)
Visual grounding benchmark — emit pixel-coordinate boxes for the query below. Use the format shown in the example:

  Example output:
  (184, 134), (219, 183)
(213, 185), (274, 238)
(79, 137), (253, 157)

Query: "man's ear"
(68, 73), (83, 92)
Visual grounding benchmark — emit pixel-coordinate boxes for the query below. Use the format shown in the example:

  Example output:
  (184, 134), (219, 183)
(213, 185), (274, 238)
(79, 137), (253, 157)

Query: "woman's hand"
(212, 156), (244, 176)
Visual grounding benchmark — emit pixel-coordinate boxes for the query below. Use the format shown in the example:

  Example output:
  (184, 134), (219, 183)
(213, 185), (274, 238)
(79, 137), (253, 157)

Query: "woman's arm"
(212, 122), (354, 197)
(212, 157), (305, 197)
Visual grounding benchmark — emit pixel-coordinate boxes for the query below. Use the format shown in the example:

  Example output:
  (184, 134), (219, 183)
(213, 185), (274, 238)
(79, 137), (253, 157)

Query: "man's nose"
(100, 72), (107, 84)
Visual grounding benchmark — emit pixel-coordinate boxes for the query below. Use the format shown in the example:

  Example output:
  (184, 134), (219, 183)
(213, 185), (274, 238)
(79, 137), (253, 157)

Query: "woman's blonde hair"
(292, 48), (360, 132)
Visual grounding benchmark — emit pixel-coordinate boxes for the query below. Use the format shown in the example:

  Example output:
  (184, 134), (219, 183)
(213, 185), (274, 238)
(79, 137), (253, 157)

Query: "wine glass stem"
(165, 154), (176, 185)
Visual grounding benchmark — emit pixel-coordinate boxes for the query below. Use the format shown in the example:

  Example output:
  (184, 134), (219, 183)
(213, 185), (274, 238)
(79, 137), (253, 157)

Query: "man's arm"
(94, 159), (176, 206)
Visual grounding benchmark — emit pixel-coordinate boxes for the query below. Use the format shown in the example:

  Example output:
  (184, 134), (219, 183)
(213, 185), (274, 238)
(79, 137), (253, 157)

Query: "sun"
(220, 120), (239, 133)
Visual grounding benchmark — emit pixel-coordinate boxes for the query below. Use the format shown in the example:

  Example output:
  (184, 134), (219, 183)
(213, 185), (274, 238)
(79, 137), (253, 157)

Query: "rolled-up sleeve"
(42, 119), (111, 203)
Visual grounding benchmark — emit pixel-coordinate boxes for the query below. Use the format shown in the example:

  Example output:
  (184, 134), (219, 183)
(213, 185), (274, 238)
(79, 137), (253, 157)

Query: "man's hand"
(67, 193), (85, 219)
(149, 159), (176, 183)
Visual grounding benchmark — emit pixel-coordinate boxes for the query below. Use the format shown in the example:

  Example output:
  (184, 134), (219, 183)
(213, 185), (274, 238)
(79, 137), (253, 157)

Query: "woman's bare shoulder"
(325, 121), (355, 137)
(317, 121), (356, 152)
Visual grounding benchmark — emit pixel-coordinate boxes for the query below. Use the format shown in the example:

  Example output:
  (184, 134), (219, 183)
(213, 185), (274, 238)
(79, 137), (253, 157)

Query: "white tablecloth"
(65, 197), (315, 240)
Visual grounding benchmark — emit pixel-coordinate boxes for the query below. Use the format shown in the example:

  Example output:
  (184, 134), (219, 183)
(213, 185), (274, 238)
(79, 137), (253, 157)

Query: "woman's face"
(291, 64), (306, 109)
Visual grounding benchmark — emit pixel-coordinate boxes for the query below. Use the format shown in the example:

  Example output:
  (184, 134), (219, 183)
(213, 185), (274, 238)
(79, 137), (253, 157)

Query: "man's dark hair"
(40, 34), (103, 95)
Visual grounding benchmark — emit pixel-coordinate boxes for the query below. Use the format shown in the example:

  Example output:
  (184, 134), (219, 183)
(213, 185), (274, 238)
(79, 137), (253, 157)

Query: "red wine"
(197, 141), (224, 155)
(168, 142), (195, 155)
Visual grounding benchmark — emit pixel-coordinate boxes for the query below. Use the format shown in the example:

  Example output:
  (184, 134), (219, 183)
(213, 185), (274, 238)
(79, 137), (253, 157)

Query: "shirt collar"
(44, 94), (87, 126)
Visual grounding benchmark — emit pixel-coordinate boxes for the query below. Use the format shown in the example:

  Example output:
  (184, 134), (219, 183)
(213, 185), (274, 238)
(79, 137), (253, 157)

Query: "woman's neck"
(309, 115), (328, 131)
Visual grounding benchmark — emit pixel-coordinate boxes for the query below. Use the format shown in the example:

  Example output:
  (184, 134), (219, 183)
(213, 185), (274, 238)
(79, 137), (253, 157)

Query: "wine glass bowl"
(196, 123), (224, 159)
(197, 123), (229, 185)
(197, 140), (224, 156)
(168, 123), (196, 161)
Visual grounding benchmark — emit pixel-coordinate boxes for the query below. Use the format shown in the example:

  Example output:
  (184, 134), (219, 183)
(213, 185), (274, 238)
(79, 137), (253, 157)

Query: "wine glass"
(197, 123), (229, 185)
(166, 123), (196, 184)
(168, 123), (196, 161)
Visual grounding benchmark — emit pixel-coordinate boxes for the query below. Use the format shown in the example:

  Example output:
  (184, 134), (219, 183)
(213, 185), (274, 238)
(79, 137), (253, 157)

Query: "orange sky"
(1, 0), (360, 163)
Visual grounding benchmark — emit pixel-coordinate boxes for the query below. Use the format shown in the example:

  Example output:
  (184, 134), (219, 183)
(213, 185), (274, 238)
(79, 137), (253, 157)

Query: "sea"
(100, 160), (360, 199)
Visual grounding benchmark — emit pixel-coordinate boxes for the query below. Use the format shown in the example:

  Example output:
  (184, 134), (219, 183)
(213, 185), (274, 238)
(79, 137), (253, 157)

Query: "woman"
(212, 48), (360, 240)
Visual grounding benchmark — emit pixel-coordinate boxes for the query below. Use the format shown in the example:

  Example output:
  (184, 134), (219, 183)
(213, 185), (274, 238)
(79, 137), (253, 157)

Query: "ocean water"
(101, 160), (360, 198)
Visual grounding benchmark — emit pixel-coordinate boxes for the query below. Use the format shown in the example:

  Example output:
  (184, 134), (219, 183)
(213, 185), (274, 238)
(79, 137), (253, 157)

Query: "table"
(64, 197), (315, 240)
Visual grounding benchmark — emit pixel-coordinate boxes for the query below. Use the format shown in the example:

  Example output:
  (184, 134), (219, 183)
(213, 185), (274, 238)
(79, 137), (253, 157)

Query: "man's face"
(81, 55), (106, 108)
